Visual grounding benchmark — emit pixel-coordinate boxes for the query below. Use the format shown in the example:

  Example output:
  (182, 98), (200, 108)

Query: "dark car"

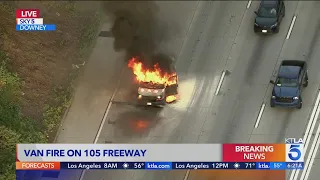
(254, 0), (285, 34)
(269, 60), (308, 109)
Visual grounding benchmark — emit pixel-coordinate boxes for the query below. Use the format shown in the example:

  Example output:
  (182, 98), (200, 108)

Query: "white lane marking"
(254, 103), (265, 128)
(286, 15), (297, 40)
(176, 1), (200, 65)
(299, 90), (320, 180)
(303, 90), (320, 155)
(246, 0), (252, 9)
(183, 170), (190, 180)
(215, 71), (226, 95)
(180, 5), (202, 180)
(94, 101), (113, 142)
(94, 66), (124, 143)
(183, 0), (249, 179)
(300, 117), (320, 180)
(79, 66), (125, 180)
(289, 90), (320, 180)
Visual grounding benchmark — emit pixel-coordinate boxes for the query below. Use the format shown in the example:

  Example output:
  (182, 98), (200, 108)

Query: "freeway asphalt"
(55, 1), (320, 180)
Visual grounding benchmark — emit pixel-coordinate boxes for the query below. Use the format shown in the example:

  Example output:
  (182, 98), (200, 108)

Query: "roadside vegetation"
(0, 1), (100, 179)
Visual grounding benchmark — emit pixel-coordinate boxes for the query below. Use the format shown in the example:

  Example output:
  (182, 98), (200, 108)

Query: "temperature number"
(134, 163), (144, 169)
(273, 163), (283, 169)
(245, 163), (255, 169)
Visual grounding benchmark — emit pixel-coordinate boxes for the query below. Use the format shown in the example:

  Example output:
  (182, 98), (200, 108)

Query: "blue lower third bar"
(16, 24), (56, 31)
(256, 162), (304, 170)
(145, 162), (172, 170)
(286, 162), (304, 170)
(270, 162), (286, 170)
(256, 162), (271, 170)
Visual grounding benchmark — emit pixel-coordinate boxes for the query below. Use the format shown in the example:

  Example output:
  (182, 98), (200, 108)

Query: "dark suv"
(270, 60), (308, 109)
(254, 0), (285, 34)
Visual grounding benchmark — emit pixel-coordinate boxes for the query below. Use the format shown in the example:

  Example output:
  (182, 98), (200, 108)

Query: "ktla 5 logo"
(286, 144), (304, 162)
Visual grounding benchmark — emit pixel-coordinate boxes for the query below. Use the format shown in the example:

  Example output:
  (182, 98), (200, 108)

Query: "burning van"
(128, 54), (179, 107)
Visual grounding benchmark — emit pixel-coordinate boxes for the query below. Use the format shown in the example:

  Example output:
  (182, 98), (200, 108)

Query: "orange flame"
(166, 94), (180, 103)
(166, 95), (177, 103)
(128, 57), (177, 86)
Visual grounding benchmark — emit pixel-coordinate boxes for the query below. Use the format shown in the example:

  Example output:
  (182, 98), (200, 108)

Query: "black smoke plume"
(102, 1), (162, 62)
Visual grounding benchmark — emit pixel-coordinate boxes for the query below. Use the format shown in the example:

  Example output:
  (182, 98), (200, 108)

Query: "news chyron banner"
(16, 9), (56, 31)
(16, 141), (304, 180)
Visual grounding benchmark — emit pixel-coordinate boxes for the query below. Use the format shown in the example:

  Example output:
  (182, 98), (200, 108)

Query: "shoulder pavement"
(55, 19), (124, 143)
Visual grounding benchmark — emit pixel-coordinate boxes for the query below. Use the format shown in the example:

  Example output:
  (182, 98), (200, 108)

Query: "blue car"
(270, 60), (308, 109)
